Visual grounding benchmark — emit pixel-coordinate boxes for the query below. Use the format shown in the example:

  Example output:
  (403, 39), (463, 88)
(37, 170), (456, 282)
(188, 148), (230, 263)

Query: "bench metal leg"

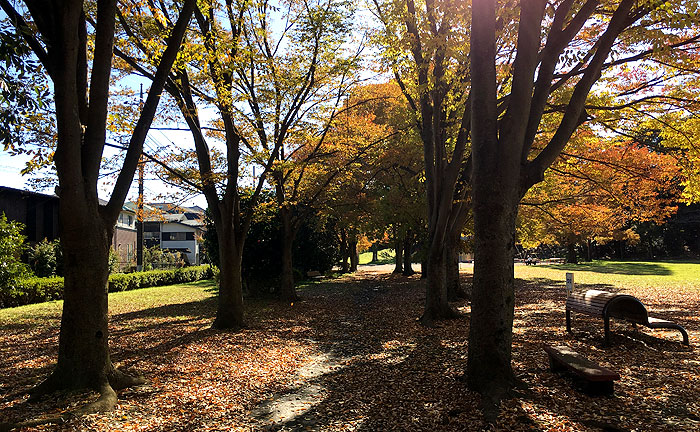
(566, 309), (571, 333)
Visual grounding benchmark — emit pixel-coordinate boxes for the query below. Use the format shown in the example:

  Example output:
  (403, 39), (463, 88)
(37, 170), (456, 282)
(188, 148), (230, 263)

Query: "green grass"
(0, 279), (217, 327)
(358, 248), (396, 265)
(511, 260), (700, 291)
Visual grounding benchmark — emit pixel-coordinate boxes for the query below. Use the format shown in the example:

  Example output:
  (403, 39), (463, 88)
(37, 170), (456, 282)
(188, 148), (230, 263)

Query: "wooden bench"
(544, 345), (620, 394)
(566, 289), (689, 345)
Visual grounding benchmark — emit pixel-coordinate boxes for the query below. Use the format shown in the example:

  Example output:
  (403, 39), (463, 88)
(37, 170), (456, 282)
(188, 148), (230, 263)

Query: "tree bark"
(566, 242), (578, 264)
(212, 216), (245, 329)
(446, 230), (467, 300)
(349, 237), (359, 272)
(371, 243), (378, 262)
(420, 237), (459, 325)
(393, 233), (403, 274)
(339, 228), (349, 273)
(585, 239), (593, 262)
(279, 206), (299, 302)
(402, 229), (414, 276)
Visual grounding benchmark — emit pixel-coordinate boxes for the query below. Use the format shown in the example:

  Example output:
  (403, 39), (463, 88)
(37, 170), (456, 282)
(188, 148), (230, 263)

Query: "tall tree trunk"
(279, 207), (299, 301)
(467, 192), (519, 403)
(213, 219), (245, 329)
(393, 233), (403, 274)
(446, 230), (467, 300)
(467, 0), (520, 405)
(402, 230), (415, 276)
(371, 243), (378, 262)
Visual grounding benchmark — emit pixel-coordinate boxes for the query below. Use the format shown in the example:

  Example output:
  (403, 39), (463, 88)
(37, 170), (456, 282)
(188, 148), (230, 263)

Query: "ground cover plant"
(0, 263), (698, 431)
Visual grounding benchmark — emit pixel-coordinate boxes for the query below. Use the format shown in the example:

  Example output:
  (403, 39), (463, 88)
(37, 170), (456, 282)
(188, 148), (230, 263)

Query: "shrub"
(0, 213), (30, 306)
(28, 238), (59, 277)
(0, 265), (214, 308)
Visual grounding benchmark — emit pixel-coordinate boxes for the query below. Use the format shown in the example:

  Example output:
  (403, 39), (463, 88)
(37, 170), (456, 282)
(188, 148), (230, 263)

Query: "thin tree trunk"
(586, 239), (593, 262)
(279, 207), (299, 301)
(349, 237), (359, 272)
(393, 234), (403, 274)
(371, 243), (378, 262)
(339, 228), (349, 273)
(402, 229), (414, 276)
(566, 242), (578, 264)
(446, 230), (467, 300)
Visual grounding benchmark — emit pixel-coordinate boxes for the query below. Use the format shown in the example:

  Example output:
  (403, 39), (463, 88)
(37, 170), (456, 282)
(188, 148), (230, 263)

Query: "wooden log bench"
(566, 289), (689, 345)
(544, 345), (620, 394)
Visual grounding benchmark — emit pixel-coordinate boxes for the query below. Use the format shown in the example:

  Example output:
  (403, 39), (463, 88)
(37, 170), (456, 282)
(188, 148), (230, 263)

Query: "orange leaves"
(520, 132), (681, 247)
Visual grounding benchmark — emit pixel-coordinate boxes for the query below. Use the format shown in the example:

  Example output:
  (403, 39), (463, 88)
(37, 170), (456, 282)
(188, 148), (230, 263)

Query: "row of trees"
(1, 0), (700, 420)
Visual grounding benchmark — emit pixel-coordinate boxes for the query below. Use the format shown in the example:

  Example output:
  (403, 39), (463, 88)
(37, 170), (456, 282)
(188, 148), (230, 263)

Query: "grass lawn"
(358, 248), (395, 265)
(519, 260), (700, 290)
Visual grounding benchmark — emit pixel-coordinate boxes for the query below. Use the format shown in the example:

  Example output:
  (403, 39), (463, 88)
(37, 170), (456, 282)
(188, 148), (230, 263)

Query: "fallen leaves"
(0, 266), (698, 431)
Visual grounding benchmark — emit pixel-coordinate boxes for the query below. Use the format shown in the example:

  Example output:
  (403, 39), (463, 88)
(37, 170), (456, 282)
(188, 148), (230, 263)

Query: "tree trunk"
(467, 193), (519, 403)
(393, 234), (403, 274)
(420, 237), (458, 325)
(586, 239), (593, 262)
(279, 207), (299, 302)
(349, 237), (359, 272)
(566, 242), (578, 264)
(212, 220), (245, 329)
(446, 230), (467, 300)
(371, 243), (378, 262)
(402, 230), (414, 276)
(35, 196), (142, 410)
(339, 229), (349, 273)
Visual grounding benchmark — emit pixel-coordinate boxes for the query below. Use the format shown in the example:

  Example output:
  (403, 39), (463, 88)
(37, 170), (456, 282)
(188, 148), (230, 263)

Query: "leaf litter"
(0, 266), (698, 431)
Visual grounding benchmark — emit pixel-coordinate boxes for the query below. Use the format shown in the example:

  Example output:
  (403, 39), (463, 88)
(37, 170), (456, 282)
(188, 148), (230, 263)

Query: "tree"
(371, 0), (472, 324)
(519, 133), (681, 262)
(0, 0), (195, 413)
(468, 0), (700, 410)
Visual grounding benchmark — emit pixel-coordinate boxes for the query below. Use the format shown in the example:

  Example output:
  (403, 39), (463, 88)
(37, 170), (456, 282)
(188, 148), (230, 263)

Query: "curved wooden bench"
(566, 289), (689, 345)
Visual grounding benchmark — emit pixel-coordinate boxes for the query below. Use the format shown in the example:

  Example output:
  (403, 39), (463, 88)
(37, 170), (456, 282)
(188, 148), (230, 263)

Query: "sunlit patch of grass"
(0, 280), (217, 329)
(513, 260), (700, 292)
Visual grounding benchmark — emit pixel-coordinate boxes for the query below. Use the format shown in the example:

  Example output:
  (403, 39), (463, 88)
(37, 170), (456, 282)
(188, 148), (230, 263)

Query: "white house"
(139, 206), (204, 265)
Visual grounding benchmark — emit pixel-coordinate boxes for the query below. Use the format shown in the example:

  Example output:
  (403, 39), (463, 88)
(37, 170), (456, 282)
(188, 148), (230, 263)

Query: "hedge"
(0, 265), (213, 308)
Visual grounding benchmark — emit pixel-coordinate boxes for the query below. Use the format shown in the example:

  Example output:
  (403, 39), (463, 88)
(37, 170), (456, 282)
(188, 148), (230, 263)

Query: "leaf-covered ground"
(0, 263), (698, 431)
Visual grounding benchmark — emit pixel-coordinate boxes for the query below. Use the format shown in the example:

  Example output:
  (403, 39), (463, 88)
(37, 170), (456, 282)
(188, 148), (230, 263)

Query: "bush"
(2, 277), (63, 307)
(0, 213), (30, 306)
(0, 265), (214, 308)
(108, 265), (213, 292)
(28, 238), (59, 277)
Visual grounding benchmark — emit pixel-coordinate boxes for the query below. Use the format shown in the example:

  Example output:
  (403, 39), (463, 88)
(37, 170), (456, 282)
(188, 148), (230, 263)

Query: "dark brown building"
(0, 186), (59, 243)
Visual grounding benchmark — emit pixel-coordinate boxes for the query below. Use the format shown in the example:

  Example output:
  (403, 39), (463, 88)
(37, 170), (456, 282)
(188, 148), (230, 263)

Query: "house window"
(162, 232), (194, 241)
(144, 222), (160, 232)
(128, 215), (132, 226)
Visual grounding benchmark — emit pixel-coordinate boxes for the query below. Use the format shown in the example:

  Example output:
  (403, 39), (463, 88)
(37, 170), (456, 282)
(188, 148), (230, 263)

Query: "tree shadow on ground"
(540, 261), (672, 276)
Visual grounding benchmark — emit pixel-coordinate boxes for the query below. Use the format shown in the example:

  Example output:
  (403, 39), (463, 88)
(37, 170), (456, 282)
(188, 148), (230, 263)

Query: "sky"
(0, 0), (379, 211)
